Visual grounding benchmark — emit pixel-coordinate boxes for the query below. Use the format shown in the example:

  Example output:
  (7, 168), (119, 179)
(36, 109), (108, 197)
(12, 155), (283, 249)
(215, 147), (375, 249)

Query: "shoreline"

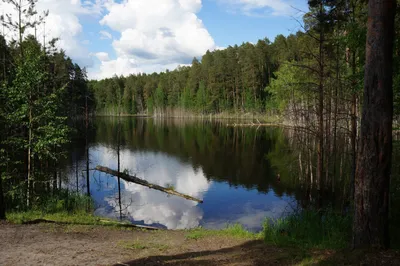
(1, 222), (399, 265)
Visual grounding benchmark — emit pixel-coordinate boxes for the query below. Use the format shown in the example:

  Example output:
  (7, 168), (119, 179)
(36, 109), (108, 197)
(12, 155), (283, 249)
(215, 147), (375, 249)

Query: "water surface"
(63, 117), (360, 230)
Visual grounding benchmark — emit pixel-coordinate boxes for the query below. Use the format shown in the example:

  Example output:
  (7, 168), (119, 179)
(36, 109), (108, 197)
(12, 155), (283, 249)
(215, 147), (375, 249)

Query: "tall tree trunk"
(117, 104), (122, 220)
(52, 168), (57, 195)
(27, 102), (32, 207)
(75, 160), (79, 193)
(332, 33), (340, 194)
(58, 170), (61, 190)
(325, 85), (331, 189)
(18, 0), (23, 58)
(85, 95), (90, 196)
(0, 170), (5, 219)
(353, 0), (396, 249)
(53, 160), (57, 194)
(317, 1), (324, 191)
(350, 51), (357, 201)
(2, 20), (6, 82)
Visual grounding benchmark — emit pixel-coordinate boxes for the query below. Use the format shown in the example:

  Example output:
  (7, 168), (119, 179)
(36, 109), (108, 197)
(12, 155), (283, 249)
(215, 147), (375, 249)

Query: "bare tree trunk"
(0, 170), (5, 219)
(52, 168), (57, 195)
(309, 141), (314, 187)
(353, 0), (396, 249)
(332, 33), (340, 194)
(53, 149), (57, 194)
(299, 152), (303, 183)
(27, 101), (32, 207)
(18, 0), (23, 58)
(325, 85), (331, 189)
(117, 105), (122, 220)
(350, 51), (357, 201)
(85, 96), (90, 196)
(58, 171), (61, 190)
(2, 19), (6, 82)
(75, 160), (79, 193)
(317, 1), (324, 191)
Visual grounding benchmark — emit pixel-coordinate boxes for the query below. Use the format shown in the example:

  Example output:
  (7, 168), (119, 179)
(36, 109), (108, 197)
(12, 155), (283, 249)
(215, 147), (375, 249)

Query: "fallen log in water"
(95, 165), (203, 203)
(22, 218), (160, 230)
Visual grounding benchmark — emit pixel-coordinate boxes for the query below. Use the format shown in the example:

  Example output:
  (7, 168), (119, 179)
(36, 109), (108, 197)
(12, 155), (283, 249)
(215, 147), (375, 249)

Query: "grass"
(6, 189), (353, 252)
(185, 224), (260, 240)
(262, 209), (352, 249)
(183, 211), (351, 249)
(33, 190), (94, 214)
(7, 210), (112, 225)
(118, 240), (147, 250)
(185, 212), (350, 250)
(117, 240), (169, 251)
(6, 190), (123, 227)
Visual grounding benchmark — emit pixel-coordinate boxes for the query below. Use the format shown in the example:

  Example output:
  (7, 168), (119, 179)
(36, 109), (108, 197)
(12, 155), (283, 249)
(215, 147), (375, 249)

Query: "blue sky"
(199, 0), (308, 47)
(2, 0), (309, 79)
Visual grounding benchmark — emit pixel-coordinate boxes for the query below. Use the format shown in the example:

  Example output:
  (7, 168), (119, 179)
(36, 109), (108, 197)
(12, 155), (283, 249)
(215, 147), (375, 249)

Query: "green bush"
(35, 189), (94, 214)
(263, 209), (352, 249)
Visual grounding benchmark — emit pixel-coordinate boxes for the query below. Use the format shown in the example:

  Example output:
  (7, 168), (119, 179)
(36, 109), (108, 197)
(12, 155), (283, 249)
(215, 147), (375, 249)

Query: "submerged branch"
(22, 218), (160, 230)
(95, 166), (203, 203)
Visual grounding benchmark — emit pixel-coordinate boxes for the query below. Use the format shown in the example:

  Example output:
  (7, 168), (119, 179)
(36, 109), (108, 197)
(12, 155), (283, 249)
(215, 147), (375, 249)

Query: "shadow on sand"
(113, 240), (312, 266)
(113, 239), (400, 266)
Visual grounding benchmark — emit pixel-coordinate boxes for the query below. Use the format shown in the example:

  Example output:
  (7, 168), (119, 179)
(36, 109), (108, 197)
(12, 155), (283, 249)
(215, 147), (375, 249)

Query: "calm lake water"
(62, 117), (400, 231)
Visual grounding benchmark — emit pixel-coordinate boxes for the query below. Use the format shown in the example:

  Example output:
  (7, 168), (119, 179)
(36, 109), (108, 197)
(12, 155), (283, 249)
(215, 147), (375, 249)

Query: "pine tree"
(353, 0), (396, 249)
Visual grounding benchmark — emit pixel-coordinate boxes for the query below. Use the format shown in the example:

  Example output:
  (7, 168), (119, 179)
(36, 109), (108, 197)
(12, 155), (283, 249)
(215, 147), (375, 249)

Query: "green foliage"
(0, 2), (91, 216)
(35, 189), (94, 214)
(263, 209), (352, 249)
(181, 87), (194, 110)
(123, 85), (133, 114)
(7, 211), (87, 224)
(87, 0), (385, 119)
(185, 230), (205, 240)
(91, 39), (275, 115)
(154, 86), (165, 109)
(147, 96), (154, 114)
(265, 62), (310, 114)
(185, 224), (260, 240)
(196, 81), (208, 113)
(6, 190), (95, 224)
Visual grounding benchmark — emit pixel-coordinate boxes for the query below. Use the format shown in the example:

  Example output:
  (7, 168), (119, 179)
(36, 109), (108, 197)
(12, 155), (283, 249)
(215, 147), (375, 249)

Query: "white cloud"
(1, 0), (102, 67)
(179, 0), (202, 13)
(220, 0), (297, 16)
(95, 52), (110, 61)
(89, 57), (138, 79)
(99, 30), (112, 40)
(91, 0), (215, 79)
(215, 46), (227, 51)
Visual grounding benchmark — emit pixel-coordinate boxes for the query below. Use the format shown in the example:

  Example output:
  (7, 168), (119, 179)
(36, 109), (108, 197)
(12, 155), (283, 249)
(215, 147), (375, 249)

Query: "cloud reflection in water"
(89, 144), (293, 231)
(92, 145), (210, 229)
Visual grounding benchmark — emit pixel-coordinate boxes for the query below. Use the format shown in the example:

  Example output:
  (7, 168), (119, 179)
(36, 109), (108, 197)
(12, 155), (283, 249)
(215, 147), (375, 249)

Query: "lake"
(61, 117), (400, 231)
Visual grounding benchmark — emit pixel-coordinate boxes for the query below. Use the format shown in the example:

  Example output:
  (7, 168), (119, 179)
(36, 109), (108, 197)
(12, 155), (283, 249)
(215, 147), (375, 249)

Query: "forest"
(0, 0), (399, 256)
(0, 0), (94, 219)
(90, 1), (400, 121)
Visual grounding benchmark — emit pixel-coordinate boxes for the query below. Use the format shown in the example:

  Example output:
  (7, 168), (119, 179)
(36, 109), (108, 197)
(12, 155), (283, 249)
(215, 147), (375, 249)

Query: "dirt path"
(0, 222), (399, 265)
